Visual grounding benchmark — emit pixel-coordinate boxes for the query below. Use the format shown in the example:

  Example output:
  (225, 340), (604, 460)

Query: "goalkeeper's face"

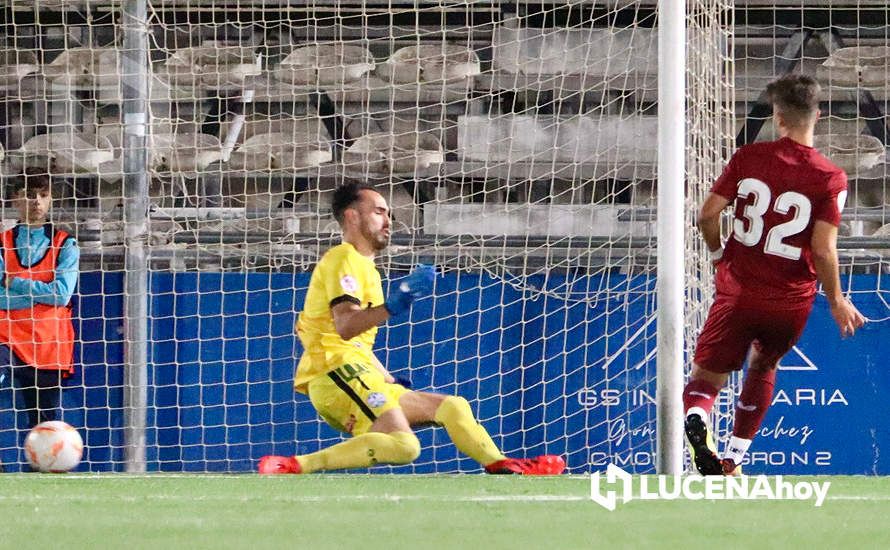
(355, 190), (391, 251)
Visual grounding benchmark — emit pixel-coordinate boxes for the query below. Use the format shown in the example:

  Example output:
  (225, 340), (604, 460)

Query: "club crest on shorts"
(340, 274), (358, 293)
(366, 392), (387, 408)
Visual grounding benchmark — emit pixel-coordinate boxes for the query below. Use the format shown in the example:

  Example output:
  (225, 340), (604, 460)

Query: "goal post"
(655, 0), (685, 477)
(121, 0), (151, 473)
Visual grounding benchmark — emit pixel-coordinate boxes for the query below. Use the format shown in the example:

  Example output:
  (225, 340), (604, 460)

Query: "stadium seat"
(40, 46), (171, 103)
(159, 42), (261, 89)
(42, 47), (121, 88)
(0, 50), (38, 87)
(149, 133), (224, 175)
(99, 127), (223, 177)
(457, 114), (657, 165)
(342, 131), (443, 175)
(818, 46), (890, 88)
(376, 44), (480, 84)
(227, 117), (333, 172)
(424, 202), (653, 239)
(19, 132), (115, 174)
(813, 134), (886, 174)
(492, 24), (656, 79)
(219, 116), (333, 208)
(96, 124), (222, 177)
(273, 43), (374, 86)
(230, 132), (332, 172)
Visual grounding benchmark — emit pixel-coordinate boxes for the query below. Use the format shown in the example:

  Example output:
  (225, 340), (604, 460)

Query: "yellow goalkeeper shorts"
(306, 363), (410, 436)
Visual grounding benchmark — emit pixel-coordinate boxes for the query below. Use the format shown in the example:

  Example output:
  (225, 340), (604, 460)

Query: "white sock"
(685, 406), (708, 421)
(723, 436), (752, 464)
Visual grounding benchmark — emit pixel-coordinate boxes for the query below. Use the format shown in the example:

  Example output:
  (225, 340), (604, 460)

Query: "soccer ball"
(24, 421), (84, 473)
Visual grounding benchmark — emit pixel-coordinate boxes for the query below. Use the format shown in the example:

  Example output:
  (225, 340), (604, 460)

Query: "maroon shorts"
(693, 297), (812, 374)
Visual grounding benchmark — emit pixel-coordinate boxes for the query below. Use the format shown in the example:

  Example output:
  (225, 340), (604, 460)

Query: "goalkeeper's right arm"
(331, 302), (390, 341)
(332, 265), (436, 341)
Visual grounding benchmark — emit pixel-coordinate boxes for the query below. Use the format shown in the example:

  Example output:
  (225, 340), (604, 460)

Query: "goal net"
(4, 1), (882, 475)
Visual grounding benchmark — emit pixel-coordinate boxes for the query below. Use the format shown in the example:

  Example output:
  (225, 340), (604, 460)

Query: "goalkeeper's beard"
(362, 226), (390, 252)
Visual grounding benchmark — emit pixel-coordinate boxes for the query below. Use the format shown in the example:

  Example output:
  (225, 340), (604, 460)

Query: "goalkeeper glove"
(384, 264), (436, 316)
(393, 376), (412, 389)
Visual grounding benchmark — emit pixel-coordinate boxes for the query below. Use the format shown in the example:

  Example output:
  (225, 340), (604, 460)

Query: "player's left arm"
(811, 174), (865, 337)
(697, 192), (732, 263)
(7, 237), (80, 307)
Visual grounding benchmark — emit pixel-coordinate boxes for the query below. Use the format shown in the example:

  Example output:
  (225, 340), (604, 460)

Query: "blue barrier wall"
(0, 271), (886, 474)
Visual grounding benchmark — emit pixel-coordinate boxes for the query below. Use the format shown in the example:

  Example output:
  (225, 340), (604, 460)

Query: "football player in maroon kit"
(682, 74), (866, 475)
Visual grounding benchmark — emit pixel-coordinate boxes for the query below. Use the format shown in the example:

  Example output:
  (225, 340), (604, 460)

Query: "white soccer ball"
(24, 421), (84, 473)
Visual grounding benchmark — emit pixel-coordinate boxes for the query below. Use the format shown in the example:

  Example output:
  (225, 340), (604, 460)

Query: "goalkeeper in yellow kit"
(259, 183), (565, 475)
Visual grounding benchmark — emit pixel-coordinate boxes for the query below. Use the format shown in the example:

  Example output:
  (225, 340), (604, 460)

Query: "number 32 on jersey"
(732, 177), (845, 260)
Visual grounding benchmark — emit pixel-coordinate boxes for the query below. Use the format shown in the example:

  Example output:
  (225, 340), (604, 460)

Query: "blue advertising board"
(0, 271), (885, 474)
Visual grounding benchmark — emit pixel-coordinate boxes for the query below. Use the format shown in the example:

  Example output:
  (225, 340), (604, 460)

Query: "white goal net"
(1, 1), (883, 474)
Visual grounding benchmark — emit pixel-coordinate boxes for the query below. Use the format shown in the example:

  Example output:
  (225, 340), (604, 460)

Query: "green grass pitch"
(1, 474), (888, 549)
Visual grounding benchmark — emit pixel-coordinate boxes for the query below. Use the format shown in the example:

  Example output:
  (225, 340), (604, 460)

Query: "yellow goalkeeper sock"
(434, 395), (506, 466)
(296, 431), (420, 473)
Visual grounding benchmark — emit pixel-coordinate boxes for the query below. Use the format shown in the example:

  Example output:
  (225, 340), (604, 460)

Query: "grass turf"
(0, 474), (887, 549)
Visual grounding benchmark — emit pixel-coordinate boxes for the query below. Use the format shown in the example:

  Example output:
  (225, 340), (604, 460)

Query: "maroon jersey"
(711, 137), (847, 308)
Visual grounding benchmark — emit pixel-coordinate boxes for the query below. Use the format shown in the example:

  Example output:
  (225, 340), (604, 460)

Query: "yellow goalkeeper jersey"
(294, 242), (384, 393)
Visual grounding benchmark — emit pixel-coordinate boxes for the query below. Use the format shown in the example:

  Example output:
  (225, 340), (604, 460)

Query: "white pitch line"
(0, 494), (588, 503)
(0, 493), (888, 503)
(32, 474), (242, 480)
(8, 473), (596, 481)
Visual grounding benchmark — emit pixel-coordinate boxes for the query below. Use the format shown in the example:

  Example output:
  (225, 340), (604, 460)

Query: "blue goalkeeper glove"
(393, 376), (412, 389)
(384, 264), (436, 316)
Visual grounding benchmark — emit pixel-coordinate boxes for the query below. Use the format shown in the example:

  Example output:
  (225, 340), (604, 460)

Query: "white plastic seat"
(0, 50), (39, 87)
(273, 43), (374, 86)
(492, 25), (656, 78)
(813, 134), (885, 173)
(230, 132), (332, 172)
(377, 44), (480, 84)
(224, 116), (332, 171)
(221, 117), (334, 209)
(20, 132), (115, 174)
(149, 133), (224, 174)
(42, 47), (120, 88)
(159, 43), (260, 89)
(97, 127), (223, 176)
(818, 47), (890, 88)
(457, 114), (657, 165)
(343, 132), (443, 175)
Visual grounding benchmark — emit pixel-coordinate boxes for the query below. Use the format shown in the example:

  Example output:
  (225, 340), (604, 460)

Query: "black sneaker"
(685, 413), (722, 475)
(721, 458), (742, 476)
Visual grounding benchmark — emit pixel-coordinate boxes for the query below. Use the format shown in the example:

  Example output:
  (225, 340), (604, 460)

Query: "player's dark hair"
(331, 183), (376, 224)
(766, 74), (821, 128)
(6, 167), (52, 200)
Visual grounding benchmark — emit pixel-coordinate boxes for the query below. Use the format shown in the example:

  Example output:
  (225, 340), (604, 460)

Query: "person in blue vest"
(0, 169), (79, 455)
